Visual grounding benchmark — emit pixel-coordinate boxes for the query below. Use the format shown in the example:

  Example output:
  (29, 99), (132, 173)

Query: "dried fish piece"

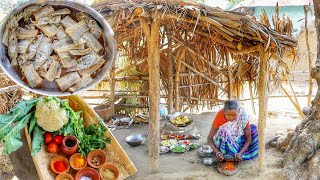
(35, 16), (61, 25)
(56, 72), (81, 91)
(66, 20), (89, 42)
(56, 25), (67, 39)
(57, 52), (78, 68)
(52, 38), (76, 53)
(37, 24), (59, 37)
(49, 8), (71, 16)
(33, 37), (53, 69)
(40, 55), (56, 72)
(25, 34), (43, 61)
(69, 74), (93, 92)
(77, 12), (102, 38)
(25, 25), (36, 30)
(78, 58), (104, 76)
(24, 64), (43, 88)
(69, 48), (92, 56)
(61, 15), (77, 28)
(33, 5), (54, 20)
(8, 29), (18, 65)
(16, 27), (38, 39)
(45, 59), (60, 81)
(82, 32), (103, 53)
(24, 4), (43, 18)
(17, 39), (34, 54)
(67, 52), (100, 72)
(55, 67), (62, 79)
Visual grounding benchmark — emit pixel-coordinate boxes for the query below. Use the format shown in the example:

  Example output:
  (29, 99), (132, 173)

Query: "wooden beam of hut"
(257, 49), (268, 171)
(115, 58), (147, 75)
(109, 62), (116, 115)
(139, 14), (160, 173)
(167, 28), (174, 114)
(181, 61), (226, 92)
(173, 37), (227, 77)
(225, 48), (233, 99)
(175, 46), (186, 111)
(228, 45), (261, 54)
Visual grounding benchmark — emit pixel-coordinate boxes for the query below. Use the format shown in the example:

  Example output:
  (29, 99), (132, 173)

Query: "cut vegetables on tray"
(0, 96), (110, 156)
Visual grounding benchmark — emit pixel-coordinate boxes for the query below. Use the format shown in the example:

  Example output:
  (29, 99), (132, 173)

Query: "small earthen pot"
(100, 163), (120, 180)
(87, 149), (107, 168)
(70, 153), (87, 170)
(61, 135), (79, 155)
(55, 173), (74, 180)
(50, 156), (70, 174)
(76, 167), (100, 180)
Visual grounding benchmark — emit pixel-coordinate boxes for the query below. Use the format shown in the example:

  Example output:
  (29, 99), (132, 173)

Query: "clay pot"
(50, 156), (70, 174)
(61, 135), (79, 155)
(87, 149), (107, 168)
(70, 153), (87, 170)
(100, 163), (119, 180)
(75, 167), (100, 180)
(55, 173), (74, 180)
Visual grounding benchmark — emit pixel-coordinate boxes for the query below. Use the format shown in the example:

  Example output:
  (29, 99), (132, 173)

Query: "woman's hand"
(216, 152), (224, 161)
(235, 153), (242, 162)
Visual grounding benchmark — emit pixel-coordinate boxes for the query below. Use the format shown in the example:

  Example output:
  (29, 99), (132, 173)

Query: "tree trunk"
(167, 28), (174, 114)
(258, 49), (268, 171)
(282, 1), (320, 179)
(139, 14), (161, 173)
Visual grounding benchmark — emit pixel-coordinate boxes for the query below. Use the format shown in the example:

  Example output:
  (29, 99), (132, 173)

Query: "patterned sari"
(213, 108), (258, 160)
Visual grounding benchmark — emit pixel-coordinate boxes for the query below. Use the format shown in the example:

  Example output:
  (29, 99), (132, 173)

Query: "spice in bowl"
(102, 169), (115, 180)
(70, 153), (87, 170)
(90, 155), (102, 167)
(54, 161), (67, 173)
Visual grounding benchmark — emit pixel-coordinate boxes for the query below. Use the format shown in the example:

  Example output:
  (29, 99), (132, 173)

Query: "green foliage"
(31, 125), (44, 156)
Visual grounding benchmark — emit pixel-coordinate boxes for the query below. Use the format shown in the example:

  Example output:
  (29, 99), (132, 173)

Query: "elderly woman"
(207, 100), (258, 162)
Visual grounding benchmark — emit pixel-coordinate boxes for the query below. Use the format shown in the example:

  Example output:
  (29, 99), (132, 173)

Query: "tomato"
(44, 132), (53, 144)
(53, 135), (63, 145)
(47, 142), (59, 153)
(53, 161), (66, 172)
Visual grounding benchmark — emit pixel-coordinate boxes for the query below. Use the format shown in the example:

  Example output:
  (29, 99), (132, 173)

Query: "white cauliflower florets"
(35, 99), (69, 132)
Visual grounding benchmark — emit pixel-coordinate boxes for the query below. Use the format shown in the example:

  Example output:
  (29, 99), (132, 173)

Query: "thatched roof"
(92, 0), (298, 110)
(232, 0), (313, 10)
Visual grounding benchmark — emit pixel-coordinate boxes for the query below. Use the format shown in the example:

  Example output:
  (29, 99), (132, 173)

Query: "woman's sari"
(213, 108), (258, 160)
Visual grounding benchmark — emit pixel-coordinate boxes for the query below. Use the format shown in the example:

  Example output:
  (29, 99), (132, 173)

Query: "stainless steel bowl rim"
(0, 0), (116, 96)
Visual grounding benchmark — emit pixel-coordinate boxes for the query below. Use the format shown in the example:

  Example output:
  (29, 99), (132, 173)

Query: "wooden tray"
(24, 95), (137, 180)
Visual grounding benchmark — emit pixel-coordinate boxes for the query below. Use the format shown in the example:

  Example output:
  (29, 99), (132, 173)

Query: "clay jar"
(61, 135), (79, 155)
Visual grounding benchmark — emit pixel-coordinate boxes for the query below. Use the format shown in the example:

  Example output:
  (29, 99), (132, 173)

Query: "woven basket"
(94, 104), (113, 121)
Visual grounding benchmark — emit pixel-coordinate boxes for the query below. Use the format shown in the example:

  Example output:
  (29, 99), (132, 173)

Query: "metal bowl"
(202, 157), (214, 166)
(125, 133), (147, 147)
(0, 0), (116, 96)
(197, 145), (213, 158)
(159, 146), (169, 155)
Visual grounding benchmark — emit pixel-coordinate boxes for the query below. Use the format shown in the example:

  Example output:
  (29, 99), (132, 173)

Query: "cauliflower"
(35, 98), (69, 132)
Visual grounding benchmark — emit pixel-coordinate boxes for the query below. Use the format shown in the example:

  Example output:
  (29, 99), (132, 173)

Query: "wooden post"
(248, 81), (256, 115)
(139, 14), (161, 173)
(109, 61), (116, 116)
(174, 47), (185, 111)
(225, 48), (233, 99)
(305, 5), (313, 107)
(167, 28), (174, 114)
(258, 49), (268, 171)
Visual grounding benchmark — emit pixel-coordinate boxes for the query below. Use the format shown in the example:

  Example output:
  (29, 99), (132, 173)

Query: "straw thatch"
(0, 73), (23, 114)
(91, 0), (297, 112)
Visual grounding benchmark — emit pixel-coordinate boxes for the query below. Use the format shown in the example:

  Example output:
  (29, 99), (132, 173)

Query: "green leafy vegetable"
(0, 98), (40, 140)
(29, 114), (36, 134)
(31, 125), (44, 156)
(2, 112), (33, 154)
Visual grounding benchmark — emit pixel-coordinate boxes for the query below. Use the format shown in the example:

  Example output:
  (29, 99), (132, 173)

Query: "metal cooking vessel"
(125, 133), (147, 147)
(0, 0), (116, 96)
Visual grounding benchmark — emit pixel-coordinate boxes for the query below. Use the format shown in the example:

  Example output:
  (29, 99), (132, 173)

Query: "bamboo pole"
(0, 85), (20, 94)
(225, 48), (233, 99)
(248, 81), (256, 115)
(174, 47), (185, 111)
(280, 84), (306, 119)
(258, 49), (268, 172)
(304, 5), (313, 107)
(181, 61), (226, 92)
(167, 28), (174, 114)
(109, 62), (116, 116)
(139, 14), (160, 173)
